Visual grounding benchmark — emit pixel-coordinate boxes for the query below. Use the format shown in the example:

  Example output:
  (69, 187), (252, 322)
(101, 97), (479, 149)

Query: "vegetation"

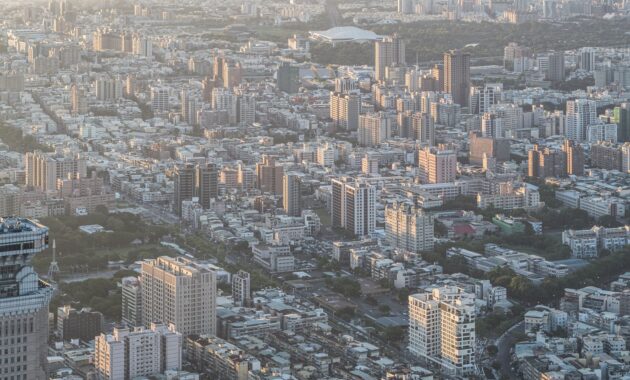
(0, 123), (52, 153)
(325, 277), (361, 298)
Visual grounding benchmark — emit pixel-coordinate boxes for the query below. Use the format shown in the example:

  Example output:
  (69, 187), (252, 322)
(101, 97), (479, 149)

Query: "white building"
(385, 201), (434, 253)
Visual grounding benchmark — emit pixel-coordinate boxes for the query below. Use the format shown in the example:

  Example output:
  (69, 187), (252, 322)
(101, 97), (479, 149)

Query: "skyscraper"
(409, 287), (476, 376)
(417, 146), (457, 184)
(150, 86), (169, 114)
(121, 276), (142, 327)
(232, 270), (251, 306)
(94, 323), (182, 380)
(0, 218), (52, 379)
(282, 172), (303, 217)
(276, 62), (300, 94)
(331, 177), (376, 237)
(444, 49), (471, 107)
(71, 83), (88, 115)
(546, 51), (565, 82)
(141, 256), (217, 336)
(374, 34), (405, 82)
(385, 201), (434, 253)
(563, 140), (585, 176)
(613, 102), (630, 143)
(528, 144), (567, 178)
(195, 163), (219, 209)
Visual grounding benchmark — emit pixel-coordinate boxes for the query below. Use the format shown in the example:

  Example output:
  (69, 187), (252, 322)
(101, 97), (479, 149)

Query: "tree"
(379, 304), (391, 314)
(597, 215), (620, 228)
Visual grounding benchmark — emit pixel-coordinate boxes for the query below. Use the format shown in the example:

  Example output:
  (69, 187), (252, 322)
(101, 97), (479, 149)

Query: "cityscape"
(0, 0), (629, 379)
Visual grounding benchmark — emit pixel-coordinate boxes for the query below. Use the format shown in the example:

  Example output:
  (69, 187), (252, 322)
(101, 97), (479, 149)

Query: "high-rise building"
(398, 0), (414, 13)
(385, 202), (434, 253)
(444, 50), (471, 107)
(358, 112), (392, 147)
(590, 142), (622, 171)
(331, 177), (376, 237)
(57, 305), (104, 342)
(417, 146), (457, 184)
(481, 112), (503, 138)
(222, 59), (242, 89)
(562, 140), (584, 176)
(409, 287), (476, 376)
(277, 62), (300, 94)
(195, 163), (219, 209)
(528, 144), (567, 178)
(94, 323), (182, 380)
(330, 92), (360, 130)
(566, 99), (597, 142)
(232, 270), (251, 306)
(150, 86), (170, 114)
(0, 218), (52, 380)
(546, 51), (565, 82)
(412, 112), (435, 145)
(578, 48), (596, 72)
(256, 155), (284, 195)
(71, 83), (88, 115)
(283, 172), (303, 217)
(613, 103), (630, 143)
(121, 276), (142, 327)
(95, 76), (123, 101)
(469, 84), (500, 114)
(237, 94), (256, 126)
(362, 154), (379, 175)
(141, 256), (217, 336)
(374, 34), (405, 82)
(181, 90), (200, 125)
(173, 163), (195, 216)
(468, 133), (510, 166)
(25, 150), (87, 192)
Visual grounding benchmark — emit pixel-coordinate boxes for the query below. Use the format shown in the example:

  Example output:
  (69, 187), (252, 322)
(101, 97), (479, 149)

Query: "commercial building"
(141, 256), (217, 336)
(409, 287), (476, 376)
(0, 218), (52, 380)
(385, 201), (434, 253)
(94, 323), (182, 380)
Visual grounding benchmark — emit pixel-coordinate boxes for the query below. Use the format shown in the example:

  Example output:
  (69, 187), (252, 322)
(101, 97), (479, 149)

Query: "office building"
(173, 163), (218, 216)
(283, 172), (303, 217)
(25, 150), (87, 192)
(141, 256), (217, 336)
(409, 287), (476, 376)
(417, 146), (457, 184)
(330, 92), (360, 130)
(277, 62), (300, 94)
(121, 276), (142, 327)
(566, 99), (597, 142)
(0, 218), (52, 380)
(374, 34), (405, 82)
(94, 323), (182, 380)
(444, 50), (471, 107)
(385, 201), (435, 253)
(232, 270), (251, 306)
(358, 112), (392, 147)
(331, 177), (376, 236)
(57, 305), (104, 342)
(578, 48), (596, 72)
(256, 155), (284, 195)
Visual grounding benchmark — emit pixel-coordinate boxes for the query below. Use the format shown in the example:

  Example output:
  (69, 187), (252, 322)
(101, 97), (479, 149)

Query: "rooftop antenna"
(47, 239), (60, 280)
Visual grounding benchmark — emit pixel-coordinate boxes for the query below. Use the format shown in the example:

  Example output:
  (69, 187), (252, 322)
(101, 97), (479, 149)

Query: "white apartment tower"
(566, 99), (597, 142)
(331, 177), (376, 236)
(385, 201), (435, 253)
(141, 256), (216, 336)
(94, 323), (182, 380)
(358, 112), (391, 147)
(409, 287), (476, 376)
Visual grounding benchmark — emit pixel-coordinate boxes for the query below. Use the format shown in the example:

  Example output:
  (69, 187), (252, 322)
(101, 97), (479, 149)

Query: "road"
(496, 320), (524, 380)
